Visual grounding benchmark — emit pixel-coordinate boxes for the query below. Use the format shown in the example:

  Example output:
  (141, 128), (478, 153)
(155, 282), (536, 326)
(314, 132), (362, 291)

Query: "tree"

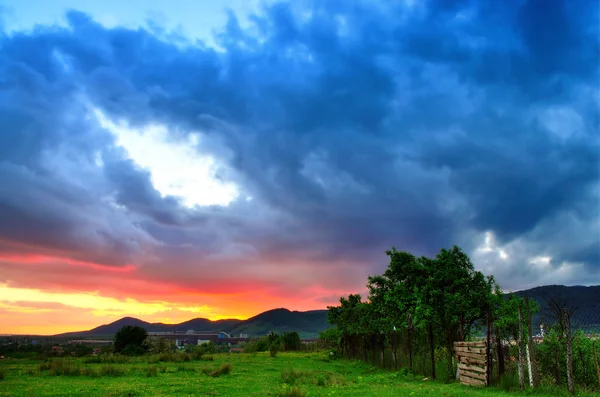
(143, 336), (176, 354)
(368, 249), (421, 369)
(267, 331), (280, 347)
(327, 294), (365, 357)
(114, 325), (148, 354)
(282, 332), (301, 351)
(318, 327), (341, 349)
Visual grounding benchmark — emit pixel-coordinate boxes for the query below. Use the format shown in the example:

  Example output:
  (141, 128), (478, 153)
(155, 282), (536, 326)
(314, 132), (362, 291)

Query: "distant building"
(148, 330), (249, 348)
(68, 340), (113, 345)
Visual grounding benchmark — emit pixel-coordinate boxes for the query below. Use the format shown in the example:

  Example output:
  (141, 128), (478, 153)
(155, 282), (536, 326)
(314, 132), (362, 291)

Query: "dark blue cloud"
(0, 0), (597, 291)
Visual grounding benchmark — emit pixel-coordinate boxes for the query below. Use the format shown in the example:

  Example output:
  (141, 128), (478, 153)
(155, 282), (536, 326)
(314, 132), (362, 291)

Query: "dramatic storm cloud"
(0, 0), (598, 333)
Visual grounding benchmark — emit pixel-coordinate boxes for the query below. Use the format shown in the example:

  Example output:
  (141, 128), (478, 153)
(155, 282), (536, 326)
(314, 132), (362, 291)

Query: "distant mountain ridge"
(55, 308), (329, 339)
(54, 285), (599, 339)
(512, 285), (600, 329)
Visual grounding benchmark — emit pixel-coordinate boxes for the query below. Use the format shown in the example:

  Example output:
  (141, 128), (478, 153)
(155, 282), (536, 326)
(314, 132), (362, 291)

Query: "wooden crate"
(455, 341), (488, 386)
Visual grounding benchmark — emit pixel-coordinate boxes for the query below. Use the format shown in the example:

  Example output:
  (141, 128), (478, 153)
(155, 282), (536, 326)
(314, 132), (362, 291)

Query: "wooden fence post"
(486, 312), (492, 386)
(564, 308), (574, 395)
(496, 326), (505, 377)
(518, 302), (525, 389)
(525, 297), (539, 388)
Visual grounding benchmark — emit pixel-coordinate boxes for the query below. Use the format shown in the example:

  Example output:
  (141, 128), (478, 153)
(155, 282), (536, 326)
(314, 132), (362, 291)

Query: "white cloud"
(94, 109), (239, 208)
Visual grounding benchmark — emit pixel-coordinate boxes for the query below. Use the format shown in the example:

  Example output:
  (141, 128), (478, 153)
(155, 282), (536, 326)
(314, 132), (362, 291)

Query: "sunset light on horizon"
(0, 0), (598, 336)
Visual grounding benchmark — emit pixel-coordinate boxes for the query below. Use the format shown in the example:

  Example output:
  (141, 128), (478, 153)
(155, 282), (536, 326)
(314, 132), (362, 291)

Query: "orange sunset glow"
(0, 251), (351, 335)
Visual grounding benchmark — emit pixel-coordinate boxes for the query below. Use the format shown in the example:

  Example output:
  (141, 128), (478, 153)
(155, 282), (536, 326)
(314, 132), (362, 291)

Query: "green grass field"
(0, 352), (589, 397)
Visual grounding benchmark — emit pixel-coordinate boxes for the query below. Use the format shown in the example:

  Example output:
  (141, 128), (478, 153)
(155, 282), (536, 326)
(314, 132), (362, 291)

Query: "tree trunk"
(497, 331), (505, 377)
(564, 309), (574, 395)
(429, 322), (436, 380)
(525, 297), (539, 388)
(391, 331), (398, 370)
(526, 344), (533, 387)
(408, 325), (413, 372)
(518, 303), (525, 389)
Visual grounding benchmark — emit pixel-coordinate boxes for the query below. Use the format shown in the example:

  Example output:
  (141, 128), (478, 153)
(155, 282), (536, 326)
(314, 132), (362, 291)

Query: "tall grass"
(48, 360), (81, 376)
(84, 354), (130, 364)
(281, 368), (307, 385)
(202, 363), (232, 377)
(278, 386), (306, 397)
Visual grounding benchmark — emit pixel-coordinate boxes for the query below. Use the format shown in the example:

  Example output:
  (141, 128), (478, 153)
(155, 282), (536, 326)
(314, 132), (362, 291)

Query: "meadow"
(0, 352), (592, 397)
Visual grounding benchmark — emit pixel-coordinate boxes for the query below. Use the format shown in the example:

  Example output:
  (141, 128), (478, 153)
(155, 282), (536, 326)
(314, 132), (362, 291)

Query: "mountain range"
(55, 285), (599, 339)
(513, 284), (600, 329)
(56, 308), (329, 339)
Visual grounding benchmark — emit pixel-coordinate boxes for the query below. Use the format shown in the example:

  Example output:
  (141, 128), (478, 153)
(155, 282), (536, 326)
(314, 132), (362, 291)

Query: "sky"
(0, 0), (598, 335)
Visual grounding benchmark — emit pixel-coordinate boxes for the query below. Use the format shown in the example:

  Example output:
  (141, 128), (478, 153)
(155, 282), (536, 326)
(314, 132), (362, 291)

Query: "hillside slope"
(513, 285), (600, 329)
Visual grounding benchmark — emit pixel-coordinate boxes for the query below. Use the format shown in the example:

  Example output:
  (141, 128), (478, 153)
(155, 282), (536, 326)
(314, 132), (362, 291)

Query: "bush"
(243, 339), (269, 353)
(282, 332), (301, 351)
(202, 363), (232, 377)
(143, 336), (177, 354)
(281, 368), (307, 385)
(270, 342), (282, 357)
(198, 342), (216, 355)
(184, 345), (205, 360)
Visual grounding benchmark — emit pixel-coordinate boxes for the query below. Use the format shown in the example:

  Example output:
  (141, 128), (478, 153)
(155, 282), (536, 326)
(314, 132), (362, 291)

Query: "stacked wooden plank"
(454, 341), (488, 386)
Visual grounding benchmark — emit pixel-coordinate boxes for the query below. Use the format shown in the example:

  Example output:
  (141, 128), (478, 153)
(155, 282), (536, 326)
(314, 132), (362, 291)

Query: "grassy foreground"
(0, 352), (584, 397)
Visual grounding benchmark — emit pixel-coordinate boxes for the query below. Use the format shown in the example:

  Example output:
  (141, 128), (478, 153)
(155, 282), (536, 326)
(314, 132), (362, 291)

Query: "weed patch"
(84, 354), (130, 364)
(278, 386), (306, 397)
(146, 366), (157, 377)
(100, 365), (125, 377)
(202, 363), (232, 377)
(280, 368), (308, 385)
(48, 360), (81, 376)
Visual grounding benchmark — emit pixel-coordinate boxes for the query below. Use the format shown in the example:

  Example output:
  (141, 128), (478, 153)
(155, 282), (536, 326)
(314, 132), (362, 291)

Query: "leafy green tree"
(318, 327), (341, 348)
(113, 325), (148, 354)
(282, 331), (301, 351)
(368, 249), (421, 369)
(143, 336), (177, 354)
(328, 294), (365, 357)
(267, 331), (280, 347)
